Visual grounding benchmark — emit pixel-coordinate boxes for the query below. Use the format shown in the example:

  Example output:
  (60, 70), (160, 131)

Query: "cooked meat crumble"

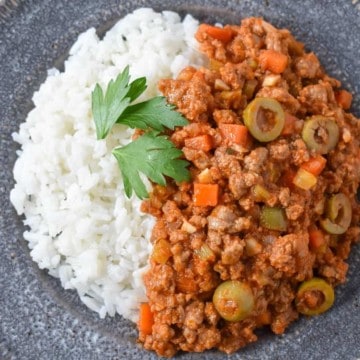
(139, 17), (360, 357)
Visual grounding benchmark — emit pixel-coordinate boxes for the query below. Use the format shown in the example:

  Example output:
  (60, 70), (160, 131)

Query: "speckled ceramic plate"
(1, 1), (359, 359)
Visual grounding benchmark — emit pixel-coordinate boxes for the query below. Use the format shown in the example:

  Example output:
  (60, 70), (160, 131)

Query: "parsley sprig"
(113, 131), (190, 199)
(91, 66), (190, 199)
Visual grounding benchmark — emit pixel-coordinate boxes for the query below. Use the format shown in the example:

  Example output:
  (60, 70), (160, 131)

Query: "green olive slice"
(302, 116), (339, 154)
(295, 278), (334, 316)
(243, 97), (285, 142)
(320, 193), (352, 234)
(213, 280), (254, 322)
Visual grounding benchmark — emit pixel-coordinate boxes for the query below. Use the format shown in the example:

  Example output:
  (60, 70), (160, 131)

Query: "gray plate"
(0, 1), (359, 359)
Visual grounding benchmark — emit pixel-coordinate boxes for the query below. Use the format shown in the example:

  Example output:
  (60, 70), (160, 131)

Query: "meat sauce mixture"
(139, 18), (360, 356)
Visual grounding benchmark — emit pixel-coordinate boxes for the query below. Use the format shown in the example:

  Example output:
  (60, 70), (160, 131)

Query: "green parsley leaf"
(92, 66), (191, 199)
(127, 77), (147, 102)
(91, 65), (147, 140)
(112, 131), (190, 199)
(117, 96), (188, 131)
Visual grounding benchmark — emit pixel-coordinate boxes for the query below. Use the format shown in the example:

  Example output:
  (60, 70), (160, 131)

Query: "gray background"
(0, 0), (359, 359)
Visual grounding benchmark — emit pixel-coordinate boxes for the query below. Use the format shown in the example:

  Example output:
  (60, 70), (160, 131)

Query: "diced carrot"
(259, 49), (288, 74)
(199, 24), (233, 43)
(138, 303), (154, 336)
(309, 229), (326, 251)
(281, 113), (298, 136)
(300, 155), (327, 176)
(184, 134), (214, 152)
(335, 89), (353, 110)
(193, 183), (219, 207)
(219, 124), (249, 147)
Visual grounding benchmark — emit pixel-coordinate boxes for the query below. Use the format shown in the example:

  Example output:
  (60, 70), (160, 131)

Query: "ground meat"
(278, 187), (290, 207)
(183, 147), (211, 169)
(207, 205), (250, 233)
(213, 109), (240, 125)
(243, 147), (268, 172)
(159, 69), (214, 122)
(219, 321), (257, 354)
(204, 302), (220, 325)
(317, 249), (349, 284)
(294, 53), (322, 79)
(144, 264), (175, 293)
(221, 235), (245, 265)
(268, 139), (291, 161)
(220, 62), (254, 89)
(298, 82), (335, 114)
(139, 17), (360, 357)
(269, 234), (314, 280)
(150, 219), (168, 242)
(271, 307), (298, 334)
(228, 171), (248, 199)
(184, 301), (205, 329)
(285, 203), (304, 220)
(290, 138), (310, 165)
(196, 327), (221, 350)
(256, 86), (301, 114)
(171, 122), (215, 147)
(212, 147), (241, 176)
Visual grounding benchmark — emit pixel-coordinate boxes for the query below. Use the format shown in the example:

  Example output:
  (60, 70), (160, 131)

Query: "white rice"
(10, 8), (203, 322)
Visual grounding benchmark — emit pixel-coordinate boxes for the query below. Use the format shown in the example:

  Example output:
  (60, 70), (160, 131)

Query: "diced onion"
(293, 168), (317, 190)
